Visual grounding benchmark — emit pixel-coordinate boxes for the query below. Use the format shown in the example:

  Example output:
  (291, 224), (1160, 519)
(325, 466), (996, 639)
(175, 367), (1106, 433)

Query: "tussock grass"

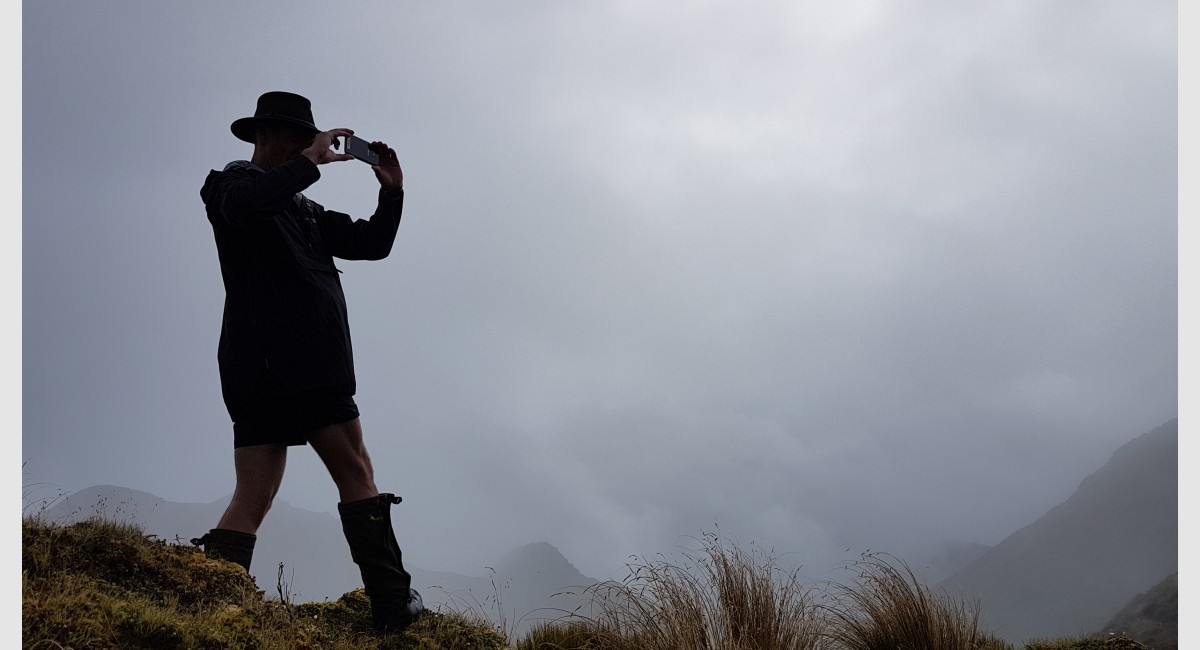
(821, 551), (1009, 650)
(519, 531), (826, 650)
(516, 538), (1027, 650)
(515, 619), (602, 650)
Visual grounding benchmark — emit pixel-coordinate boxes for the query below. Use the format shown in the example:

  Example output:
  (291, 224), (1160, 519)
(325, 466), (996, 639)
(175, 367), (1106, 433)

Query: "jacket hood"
(201, 161), (263, 205)
(223, 160), (264, 173)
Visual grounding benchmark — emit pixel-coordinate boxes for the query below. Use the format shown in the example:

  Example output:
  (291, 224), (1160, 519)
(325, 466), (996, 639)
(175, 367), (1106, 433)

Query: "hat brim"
(231, 116), (321, 144)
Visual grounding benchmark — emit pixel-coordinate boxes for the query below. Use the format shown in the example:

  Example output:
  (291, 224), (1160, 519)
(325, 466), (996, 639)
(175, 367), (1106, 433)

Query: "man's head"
(233, 91), (322, 170)
(254, 120), (317, 163)
(231, 91), (320, 144)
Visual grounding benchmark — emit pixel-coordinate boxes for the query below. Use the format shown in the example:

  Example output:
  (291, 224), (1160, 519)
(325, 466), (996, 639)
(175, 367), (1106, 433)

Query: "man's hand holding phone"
(302, 130), (402, 190)
(345, 135), (402, 191)
(367, 141), (403, 191)
(302, 129), (356, 166)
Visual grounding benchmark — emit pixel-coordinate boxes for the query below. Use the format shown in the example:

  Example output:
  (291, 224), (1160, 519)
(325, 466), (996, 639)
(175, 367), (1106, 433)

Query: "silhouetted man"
(195, 91), (424, 633)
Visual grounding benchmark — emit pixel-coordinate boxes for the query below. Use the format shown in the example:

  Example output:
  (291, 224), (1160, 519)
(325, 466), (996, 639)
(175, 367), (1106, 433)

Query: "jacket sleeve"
(203, 157), (321, 228)
(317, 188), (405, 261)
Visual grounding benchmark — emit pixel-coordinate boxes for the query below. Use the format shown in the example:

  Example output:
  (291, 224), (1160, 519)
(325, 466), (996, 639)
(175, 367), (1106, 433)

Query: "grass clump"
(519, 531), (826, 650)
(22, 516), (507, 649)
(515, 619), (603, 649)
(518, 538), (1024, 650)
(821, 551), (1009, 650)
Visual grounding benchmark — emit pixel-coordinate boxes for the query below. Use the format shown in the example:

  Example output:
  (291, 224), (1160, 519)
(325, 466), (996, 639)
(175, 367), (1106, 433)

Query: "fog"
(21, 1), (1177, 586)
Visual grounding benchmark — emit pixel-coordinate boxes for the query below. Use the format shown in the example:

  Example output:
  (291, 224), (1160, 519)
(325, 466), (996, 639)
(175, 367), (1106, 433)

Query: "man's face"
(258, 122), (315, 159)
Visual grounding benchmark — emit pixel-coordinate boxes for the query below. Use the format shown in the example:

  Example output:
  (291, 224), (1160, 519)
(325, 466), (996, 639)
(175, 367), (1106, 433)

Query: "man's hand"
(369, 141), (404, 191)
(302, 129), (356, 166)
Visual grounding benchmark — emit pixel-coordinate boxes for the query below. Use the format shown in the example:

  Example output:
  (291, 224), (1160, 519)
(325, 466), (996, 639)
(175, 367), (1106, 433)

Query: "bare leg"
(316, 417), (422, 631)
(216, 443), (287, 534)
(308, 417), (379, 503)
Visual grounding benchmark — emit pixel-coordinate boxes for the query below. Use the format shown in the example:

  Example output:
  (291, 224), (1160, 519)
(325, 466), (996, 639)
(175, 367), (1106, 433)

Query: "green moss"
(23, 517), (508, 650)
(405, 610), (510, 649)
(23, 517), (258, 610)
(293, 589), (376, 638)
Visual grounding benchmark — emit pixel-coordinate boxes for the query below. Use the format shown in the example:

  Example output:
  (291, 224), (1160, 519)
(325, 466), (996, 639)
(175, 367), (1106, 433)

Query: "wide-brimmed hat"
(230, 91), (321, 143)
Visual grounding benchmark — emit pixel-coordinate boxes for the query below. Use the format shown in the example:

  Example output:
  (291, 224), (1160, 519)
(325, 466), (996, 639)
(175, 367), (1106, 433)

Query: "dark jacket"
(200, 156), (403, 419)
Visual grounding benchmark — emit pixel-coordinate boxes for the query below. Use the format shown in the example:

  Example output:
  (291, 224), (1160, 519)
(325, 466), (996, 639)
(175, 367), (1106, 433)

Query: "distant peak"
(494, 541), (593, 583)
(514, 541), (560, 554)
(68, 485), (165, 503)
(499, 542), (568, 565)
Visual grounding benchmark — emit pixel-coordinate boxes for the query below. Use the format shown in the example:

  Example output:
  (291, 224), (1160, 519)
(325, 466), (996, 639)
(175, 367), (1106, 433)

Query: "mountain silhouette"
(940, 418), (1177, 644)
(495, 542), (590, 585)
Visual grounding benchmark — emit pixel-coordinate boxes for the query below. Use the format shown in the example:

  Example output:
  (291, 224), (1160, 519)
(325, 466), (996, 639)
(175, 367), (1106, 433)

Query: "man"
(194, 91), (424, 633)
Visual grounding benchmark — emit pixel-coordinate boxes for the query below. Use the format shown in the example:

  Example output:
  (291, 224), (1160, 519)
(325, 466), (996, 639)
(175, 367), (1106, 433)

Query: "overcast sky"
(20, 1), (1179, 583)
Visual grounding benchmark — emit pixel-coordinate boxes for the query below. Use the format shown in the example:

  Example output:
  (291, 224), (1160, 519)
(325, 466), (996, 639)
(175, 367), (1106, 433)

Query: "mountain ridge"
(939, 418), (1177, 644)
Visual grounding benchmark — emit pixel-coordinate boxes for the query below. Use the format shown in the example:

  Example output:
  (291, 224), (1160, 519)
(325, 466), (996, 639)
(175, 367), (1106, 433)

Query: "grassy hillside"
(1099, 573), (1177, 650)
(23, 517), (1157, 649)
(22, 516), (507, 649)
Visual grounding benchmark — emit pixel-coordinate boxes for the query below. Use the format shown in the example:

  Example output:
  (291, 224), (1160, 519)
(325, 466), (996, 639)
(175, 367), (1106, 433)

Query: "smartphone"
(344, 135), (380, 165)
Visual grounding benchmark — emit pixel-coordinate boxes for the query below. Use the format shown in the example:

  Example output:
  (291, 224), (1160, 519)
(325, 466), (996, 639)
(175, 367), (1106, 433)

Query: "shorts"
(232, 394), (360, 448)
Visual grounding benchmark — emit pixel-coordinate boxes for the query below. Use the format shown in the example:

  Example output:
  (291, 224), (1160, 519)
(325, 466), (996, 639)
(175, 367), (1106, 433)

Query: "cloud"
(21, 1), (1176, 582)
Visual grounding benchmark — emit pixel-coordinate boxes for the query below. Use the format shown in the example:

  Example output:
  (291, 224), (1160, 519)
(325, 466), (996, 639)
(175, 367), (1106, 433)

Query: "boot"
(191, 528), (256, 572)
(339, 493), (425, 633)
